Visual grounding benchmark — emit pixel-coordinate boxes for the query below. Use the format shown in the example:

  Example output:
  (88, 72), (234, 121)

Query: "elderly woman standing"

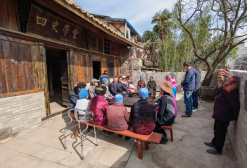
(205, 69), (240, 155)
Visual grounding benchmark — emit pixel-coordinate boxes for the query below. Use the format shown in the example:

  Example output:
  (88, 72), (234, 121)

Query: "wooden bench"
(72, 116), (162, 160)
(161, 125), (173, 141)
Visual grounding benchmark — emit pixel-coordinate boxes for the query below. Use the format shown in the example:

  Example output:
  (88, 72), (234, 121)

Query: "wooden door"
(61, 56), (69, 106)
(101, 56), (107, 74)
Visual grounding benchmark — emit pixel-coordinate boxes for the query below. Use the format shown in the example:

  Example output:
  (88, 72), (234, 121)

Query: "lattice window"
(104, 38), (110, 54)
(17, 0), (32, 33)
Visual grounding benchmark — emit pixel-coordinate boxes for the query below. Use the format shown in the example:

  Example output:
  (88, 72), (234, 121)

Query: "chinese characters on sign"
(27, 5), (82, 47)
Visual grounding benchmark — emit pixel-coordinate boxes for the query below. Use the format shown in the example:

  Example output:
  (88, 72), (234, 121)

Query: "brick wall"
(228, 70), (247, 168)
(0, 91), (46, 134)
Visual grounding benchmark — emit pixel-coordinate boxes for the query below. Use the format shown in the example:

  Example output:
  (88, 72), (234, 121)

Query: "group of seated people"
(68, 74), (178, 143)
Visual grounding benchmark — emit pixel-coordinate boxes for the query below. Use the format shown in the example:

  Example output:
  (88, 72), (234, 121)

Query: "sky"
(74, 0), (176, 36)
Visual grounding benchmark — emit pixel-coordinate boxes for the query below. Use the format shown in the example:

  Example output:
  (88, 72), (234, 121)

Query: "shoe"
(192, 108), (197, 112)
(160, 135), (168, 144)
(184, 111), (192, 115)
(207, 148), (222, 155)
(104, 130), (114, 136)
(204, 142), (216, 148)
(125, 136), (131, 141)
(181, 114), (191, 117)
(118, 134), (123, 138)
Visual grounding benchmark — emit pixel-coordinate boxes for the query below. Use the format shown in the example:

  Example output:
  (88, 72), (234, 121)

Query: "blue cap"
(102, 78), (108, 83)
(114, 94), (123, 103)
(140, 76), (144, 79)
(79, 89), (88, 99)
(139, 88), (149, 98)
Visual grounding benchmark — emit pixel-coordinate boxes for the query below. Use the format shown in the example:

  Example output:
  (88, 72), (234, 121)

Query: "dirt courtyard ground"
(0, 93), (237, 168)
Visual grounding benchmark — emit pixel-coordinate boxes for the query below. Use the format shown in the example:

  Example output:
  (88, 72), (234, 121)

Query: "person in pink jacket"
(89, 85), (109, 126)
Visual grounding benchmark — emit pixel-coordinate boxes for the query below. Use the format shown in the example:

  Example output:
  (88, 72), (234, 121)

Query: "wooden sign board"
(27, 5), (82, 47)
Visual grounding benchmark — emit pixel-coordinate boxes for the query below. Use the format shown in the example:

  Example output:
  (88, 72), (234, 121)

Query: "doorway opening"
(46, 49), (68, 114)
(93, 61), (101, 79)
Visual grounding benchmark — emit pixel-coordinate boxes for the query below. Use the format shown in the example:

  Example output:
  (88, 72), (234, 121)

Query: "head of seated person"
(114, 94), (123, 104)
(95, 85), (107, 97)
(159, 81), (173, 96)
(102, 78), (109, 86)
(139, 88), (149, 100)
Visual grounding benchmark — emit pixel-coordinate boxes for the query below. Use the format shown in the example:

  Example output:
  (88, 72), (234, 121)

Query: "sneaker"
(204, 142), (216, 148)
(207, 148), (222, 155)
(181, 114), (191, 117)
(192, 109), (197, 112)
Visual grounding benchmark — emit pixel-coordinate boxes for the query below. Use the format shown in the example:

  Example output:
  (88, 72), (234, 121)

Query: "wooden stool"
(161, 125), (173, 142)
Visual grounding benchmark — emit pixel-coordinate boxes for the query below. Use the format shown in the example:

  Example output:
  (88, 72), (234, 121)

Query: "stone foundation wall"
(132, 70), (206, 92)
(0, 91), (46, 134)
(228, 70), (247, 168)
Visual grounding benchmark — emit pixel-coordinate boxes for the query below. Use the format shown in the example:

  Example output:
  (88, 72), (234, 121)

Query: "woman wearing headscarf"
(166, 76), (178, 118)
(130, 88), (157, 135)
(74, 89), (90, 122)
(154, 81), (175, 144)
(205, 69), (240, 155)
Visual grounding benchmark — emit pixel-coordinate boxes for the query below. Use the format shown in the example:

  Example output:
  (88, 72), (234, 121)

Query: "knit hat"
(140, 76), (144, 79)
(79, 89), (88, 99)
(114, 94), (123, 103)
(95, 85), (107, 96)
(77, 82), (86, 88)
(102, 78), (108, 83)
(159, 81), (173, 95)
(139, 88), (149, 98)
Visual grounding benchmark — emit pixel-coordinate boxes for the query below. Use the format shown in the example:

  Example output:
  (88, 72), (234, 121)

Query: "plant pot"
(200, 86), (218, 101)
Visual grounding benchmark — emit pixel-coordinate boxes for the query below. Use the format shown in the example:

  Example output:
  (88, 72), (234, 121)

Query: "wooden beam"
(40, 44), (51, 117)
(0, 89), (43, 98)
(67, 49), (74, 92)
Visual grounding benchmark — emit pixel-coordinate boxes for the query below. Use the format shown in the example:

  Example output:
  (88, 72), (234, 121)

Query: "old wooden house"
(0, 0), (141, 133)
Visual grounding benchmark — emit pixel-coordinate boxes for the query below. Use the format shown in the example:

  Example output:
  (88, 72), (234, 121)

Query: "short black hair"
(118, 76), (122, 80)
(183, 62), (191, 67)
(77, 82), (86, 88)
(150, 76), (153, 79)
(95, 85), (107, 95)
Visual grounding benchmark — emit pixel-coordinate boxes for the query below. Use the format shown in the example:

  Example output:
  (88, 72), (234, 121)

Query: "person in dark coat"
(130, 88), (157, 135)
(109, 77), (119, 96)
(205, 69), (240, 155)
(99, 70), (109, 85)
(116, 76), (130, 97)
(181, 62), (195, 117)
(154, 81), (175, 144)
(192, 65), (201, 112)
(147, 76), (157, 99)
(69, 82), (87, 112)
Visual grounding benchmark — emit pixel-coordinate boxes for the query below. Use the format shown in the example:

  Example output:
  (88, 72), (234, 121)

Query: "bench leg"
(138, 140), (143, 159)
(144, 142), (149, 150)
(75, 125), (80, 138)
(170, 129), (173, 142)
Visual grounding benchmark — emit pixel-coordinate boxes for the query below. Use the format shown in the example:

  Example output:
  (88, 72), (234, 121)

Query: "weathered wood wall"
(0, 35), (42, 94)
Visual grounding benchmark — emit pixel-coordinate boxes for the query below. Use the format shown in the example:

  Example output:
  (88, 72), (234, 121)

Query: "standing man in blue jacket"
(191, 65), (201, 112)
(181, 62), (195, 117)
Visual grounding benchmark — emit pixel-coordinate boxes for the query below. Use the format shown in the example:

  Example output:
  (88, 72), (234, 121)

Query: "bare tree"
(175, 0), (247, 85)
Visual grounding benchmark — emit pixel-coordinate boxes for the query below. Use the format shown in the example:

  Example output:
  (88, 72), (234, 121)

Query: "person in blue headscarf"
(74, 88), (90, 122)
(130, 88), (157, 135)
(101, 78), (114, 100)
(137, 76), (146, 90)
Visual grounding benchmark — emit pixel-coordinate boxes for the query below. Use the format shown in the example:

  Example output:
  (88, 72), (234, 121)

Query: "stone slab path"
(0, 93), (236, 168)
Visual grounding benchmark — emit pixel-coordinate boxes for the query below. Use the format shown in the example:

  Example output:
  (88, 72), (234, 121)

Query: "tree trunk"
(202, 63), (220, 86)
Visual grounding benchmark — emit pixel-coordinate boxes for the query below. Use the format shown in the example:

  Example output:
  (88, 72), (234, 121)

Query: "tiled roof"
(55, 0), (141, 48)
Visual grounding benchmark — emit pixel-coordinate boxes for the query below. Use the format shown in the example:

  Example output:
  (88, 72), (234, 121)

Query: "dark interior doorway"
(46, 49), (68, 113)
(93, 61), (101, 79)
